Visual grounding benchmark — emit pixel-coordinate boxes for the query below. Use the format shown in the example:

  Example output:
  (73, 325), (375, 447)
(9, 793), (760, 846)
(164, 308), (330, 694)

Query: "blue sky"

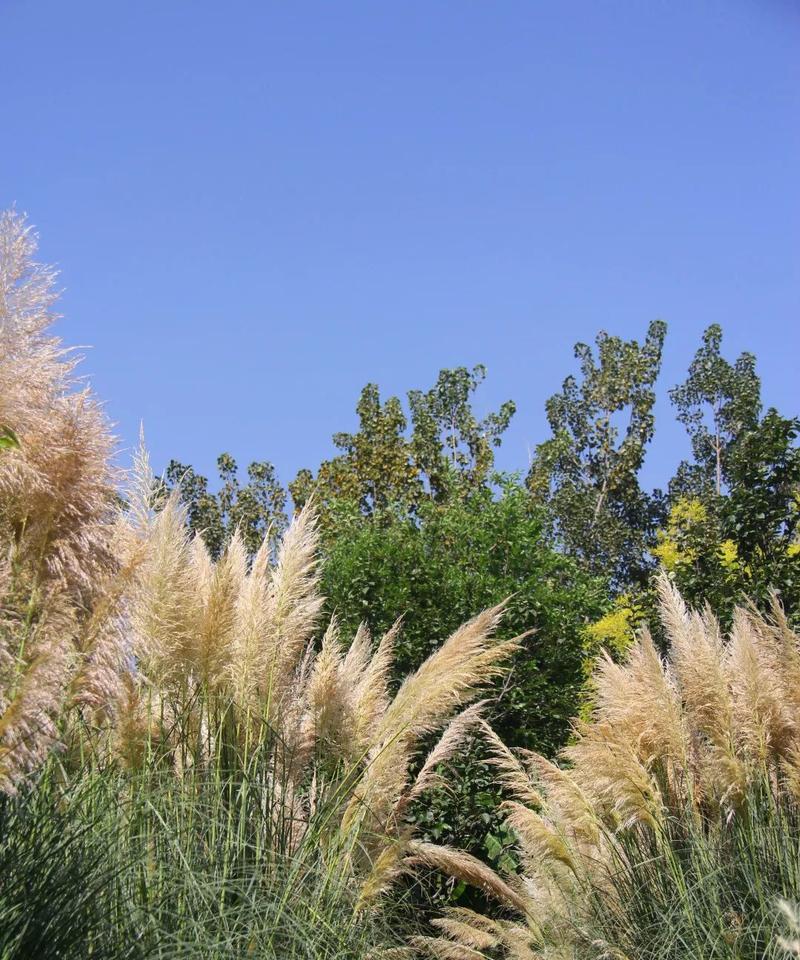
(2, 1), (798, 495)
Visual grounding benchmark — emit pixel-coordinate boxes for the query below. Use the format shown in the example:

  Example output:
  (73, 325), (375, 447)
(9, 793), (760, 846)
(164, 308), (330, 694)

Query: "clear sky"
(2, 1), (798, 495)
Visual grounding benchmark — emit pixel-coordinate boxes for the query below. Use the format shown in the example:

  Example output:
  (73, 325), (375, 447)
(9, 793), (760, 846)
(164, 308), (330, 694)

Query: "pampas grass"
(0, 210), (117, 598)
(0, 210), (120, 791)
(119, 480), (518, 894)
(420, 574), (800, 959)
(0, 745), (406, 959)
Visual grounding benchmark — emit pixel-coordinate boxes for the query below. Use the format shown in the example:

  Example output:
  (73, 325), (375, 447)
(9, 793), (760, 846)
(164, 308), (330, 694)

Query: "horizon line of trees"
(165, 320), (800, 620)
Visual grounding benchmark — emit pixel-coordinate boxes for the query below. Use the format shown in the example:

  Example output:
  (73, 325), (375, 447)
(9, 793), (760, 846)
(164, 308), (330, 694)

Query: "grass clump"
(418, 575), (800, 959)
(0, 752), (403, 959)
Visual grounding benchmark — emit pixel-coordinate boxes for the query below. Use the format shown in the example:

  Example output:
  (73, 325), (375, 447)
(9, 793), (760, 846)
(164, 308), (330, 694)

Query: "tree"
(655, 412), (800, 625)
(408, 365), (516, 501)
(653, 327), (800, 625)
(669, 324), (761, 497)
(527, 320), (667, 587)
(290, 383), (420, 520)
(725, 409), (800, 577)
(163, 453), (286, 559)
(290, 366), (515, 525)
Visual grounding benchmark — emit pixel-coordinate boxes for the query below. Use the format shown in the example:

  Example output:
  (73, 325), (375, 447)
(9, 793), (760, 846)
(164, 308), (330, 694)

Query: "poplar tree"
(527, 320), (667, 586)
(669, 323), (761, 497)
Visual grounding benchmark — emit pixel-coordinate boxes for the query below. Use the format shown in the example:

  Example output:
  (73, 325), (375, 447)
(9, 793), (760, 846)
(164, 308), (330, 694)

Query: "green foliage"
(164, 453), (286, 559)
(725, 410), (800, 592)
(528, 320), (667, 587)
(321, 477), (606, 752)
(407, 365), (516, 500)
(651, 325), (800, 627)
(403, 742), (521, 909)
(584, 590), (645, 665)
(0, 426), (20, 451)
(290, 366), (515, 524)
(290, 383), (420, 519)
(576, 324), (800, 646)
(654, 415), (800, 626)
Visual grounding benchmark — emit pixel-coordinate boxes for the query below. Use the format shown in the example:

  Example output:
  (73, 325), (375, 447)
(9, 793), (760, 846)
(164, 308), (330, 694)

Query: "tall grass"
(0, 745), (405, 959)
(417, 576), (800, 959)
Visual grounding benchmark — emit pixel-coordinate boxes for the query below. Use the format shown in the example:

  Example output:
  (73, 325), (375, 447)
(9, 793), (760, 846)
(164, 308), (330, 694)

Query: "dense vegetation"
(2, 210), (799, 957)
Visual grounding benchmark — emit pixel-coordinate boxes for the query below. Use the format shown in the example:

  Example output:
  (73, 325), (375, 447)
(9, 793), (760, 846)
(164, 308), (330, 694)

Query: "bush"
(321, 480), (608, 755)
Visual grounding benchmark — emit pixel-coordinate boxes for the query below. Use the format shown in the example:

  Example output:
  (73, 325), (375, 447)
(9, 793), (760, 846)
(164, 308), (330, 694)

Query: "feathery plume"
(378, 603), (517, 745)
(406, 841), (529, 915)
(0, 210), (120, 790)
(410, 937), (489, 960)
(401, 702), (487, 808)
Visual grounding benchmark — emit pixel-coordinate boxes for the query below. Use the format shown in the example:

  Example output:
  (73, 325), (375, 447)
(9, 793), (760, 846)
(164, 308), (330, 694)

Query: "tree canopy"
(163, 453), (286, 559)
(290, 365), (515, 526)
(527, 320), (667, 587)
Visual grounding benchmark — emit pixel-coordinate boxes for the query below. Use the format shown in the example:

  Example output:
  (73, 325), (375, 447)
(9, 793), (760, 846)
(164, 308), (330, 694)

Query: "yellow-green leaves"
(0, 425), (20, 450)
